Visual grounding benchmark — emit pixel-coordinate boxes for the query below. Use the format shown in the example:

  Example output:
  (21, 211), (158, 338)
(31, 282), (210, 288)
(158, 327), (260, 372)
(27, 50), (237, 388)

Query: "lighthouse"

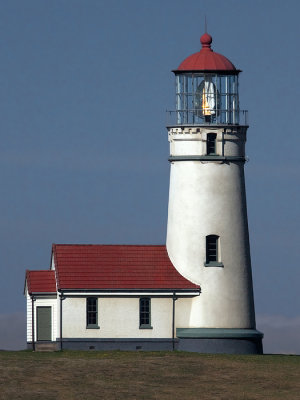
(166, 33), (263, 353)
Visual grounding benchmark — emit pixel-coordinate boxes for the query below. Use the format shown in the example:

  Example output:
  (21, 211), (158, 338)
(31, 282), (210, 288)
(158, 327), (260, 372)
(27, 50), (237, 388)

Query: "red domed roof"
(175, 33), (239, 73)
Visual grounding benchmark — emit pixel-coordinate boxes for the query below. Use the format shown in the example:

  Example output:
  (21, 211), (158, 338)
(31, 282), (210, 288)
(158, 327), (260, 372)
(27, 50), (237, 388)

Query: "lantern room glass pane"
(175, 73), (240, 125)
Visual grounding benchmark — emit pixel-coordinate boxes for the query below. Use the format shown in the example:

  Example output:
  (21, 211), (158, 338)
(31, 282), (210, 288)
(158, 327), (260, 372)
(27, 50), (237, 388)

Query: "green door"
(37, 307), (52, 341)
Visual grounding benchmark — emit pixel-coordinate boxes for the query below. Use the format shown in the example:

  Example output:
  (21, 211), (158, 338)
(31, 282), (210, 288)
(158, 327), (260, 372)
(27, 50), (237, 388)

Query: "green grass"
(0, 351), (299, 400)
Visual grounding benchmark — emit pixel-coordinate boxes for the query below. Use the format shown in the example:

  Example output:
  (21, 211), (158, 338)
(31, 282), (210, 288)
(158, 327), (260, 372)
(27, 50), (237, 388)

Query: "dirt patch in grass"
(0, 351), (299, 400)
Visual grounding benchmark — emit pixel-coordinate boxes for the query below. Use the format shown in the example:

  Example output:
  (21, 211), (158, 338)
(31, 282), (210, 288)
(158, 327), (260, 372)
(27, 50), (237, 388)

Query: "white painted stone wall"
(26, 291), (198, 341)
(166, 127), (256, 329)
(175, 297), (195, 328)
(62, 297), (174, 338)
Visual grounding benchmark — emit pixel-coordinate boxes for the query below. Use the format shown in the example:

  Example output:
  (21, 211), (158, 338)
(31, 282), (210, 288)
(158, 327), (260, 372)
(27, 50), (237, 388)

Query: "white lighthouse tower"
(167, 33), (263, 353)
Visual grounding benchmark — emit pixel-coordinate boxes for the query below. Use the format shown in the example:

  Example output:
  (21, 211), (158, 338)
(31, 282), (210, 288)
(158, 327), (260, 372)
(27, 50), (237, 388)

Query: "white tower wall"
(166, 127), (256, 329)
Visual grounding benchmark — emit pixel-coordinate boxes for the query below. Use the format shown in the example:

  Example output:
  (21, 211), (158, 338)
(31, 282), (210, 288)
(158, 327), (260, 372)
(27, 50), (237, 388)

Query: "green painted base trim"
(176, 328), (264, 339)
(169, 156), (246, 162)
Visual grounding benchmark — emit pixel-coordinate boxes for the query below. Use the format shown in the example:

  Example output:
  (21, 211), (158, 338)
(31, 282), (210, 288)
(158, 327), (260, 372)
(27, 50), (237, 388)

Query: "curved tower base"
(177, 328), (263, 354)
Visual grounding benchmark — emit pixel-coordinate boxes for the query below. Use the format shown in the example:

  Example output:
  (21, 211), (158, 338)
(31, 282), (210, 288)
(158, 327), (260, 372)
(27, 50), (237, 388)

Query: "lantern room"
(172, 33), (246, 125)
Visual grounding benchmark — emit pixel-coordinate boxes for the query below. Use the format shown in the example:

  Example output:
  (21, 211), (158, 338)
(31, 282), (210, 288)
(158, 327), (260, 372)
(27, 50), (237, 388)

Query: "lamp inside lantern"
(194, 79), (219, 120)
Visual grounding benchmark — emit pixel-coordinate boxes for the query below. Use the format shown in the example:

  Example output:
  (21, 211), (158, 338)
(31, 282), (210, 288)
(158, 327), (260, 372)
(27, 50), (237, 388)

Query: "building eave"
(58, 288), (200, 297)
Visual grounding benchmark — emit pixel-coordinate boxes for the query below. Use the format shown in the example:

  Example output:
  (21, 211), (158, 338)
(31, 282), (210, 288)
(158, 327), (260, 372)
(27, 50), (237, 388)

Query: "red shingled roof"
(52, 244), (199, 291)
(26, 270), (56, 294)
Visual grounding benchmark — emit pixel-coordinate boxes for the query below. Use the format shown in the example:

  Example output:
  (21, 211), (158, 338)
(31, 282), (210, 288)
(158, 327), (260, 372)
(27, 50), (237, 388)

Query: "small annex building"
(24, 244), (200, 351)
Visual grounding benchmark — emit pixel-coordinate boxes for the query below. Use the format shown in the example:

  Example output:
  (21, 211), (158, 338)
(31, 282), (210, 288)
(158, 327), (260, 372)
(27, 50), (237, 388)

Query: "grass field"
(0, 351), (299, 400)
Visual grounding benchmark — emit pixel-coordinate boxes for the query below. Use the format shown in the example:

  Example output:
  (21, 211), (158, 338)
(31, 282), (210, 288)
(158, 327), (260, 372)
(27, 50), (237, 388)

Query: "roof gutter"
(30, 292), (57, 296)
(58, 289), (200, 296)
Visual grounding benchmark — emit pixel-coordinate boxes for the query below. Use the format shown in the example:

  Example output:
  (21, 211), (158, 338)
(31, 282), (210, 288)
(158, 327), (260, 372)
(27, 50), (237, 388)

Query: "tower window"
(207, 133), (217, 155)
(139, 297), (152, 329)
(205, 235), (223, 267)
(86, 297), (99, 328)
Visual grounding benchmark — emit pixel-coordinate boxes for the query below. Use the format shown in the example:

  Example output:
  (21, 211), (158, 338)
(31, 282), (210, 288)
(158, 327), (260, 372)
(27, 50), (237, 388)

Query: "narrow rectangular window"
(205, 235), (223, 267)
(207, 133), (217, 155)
(206, 235), (218, 262)
(86, 297), (99, 328)
(139, 297), (152, 329)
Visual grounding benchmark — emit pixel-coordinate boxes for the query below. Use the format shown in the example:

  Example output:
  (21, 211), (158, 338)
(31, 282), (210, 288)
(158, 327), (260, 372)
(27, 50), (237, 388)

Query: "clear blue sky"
(0, 0), (299, 352)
